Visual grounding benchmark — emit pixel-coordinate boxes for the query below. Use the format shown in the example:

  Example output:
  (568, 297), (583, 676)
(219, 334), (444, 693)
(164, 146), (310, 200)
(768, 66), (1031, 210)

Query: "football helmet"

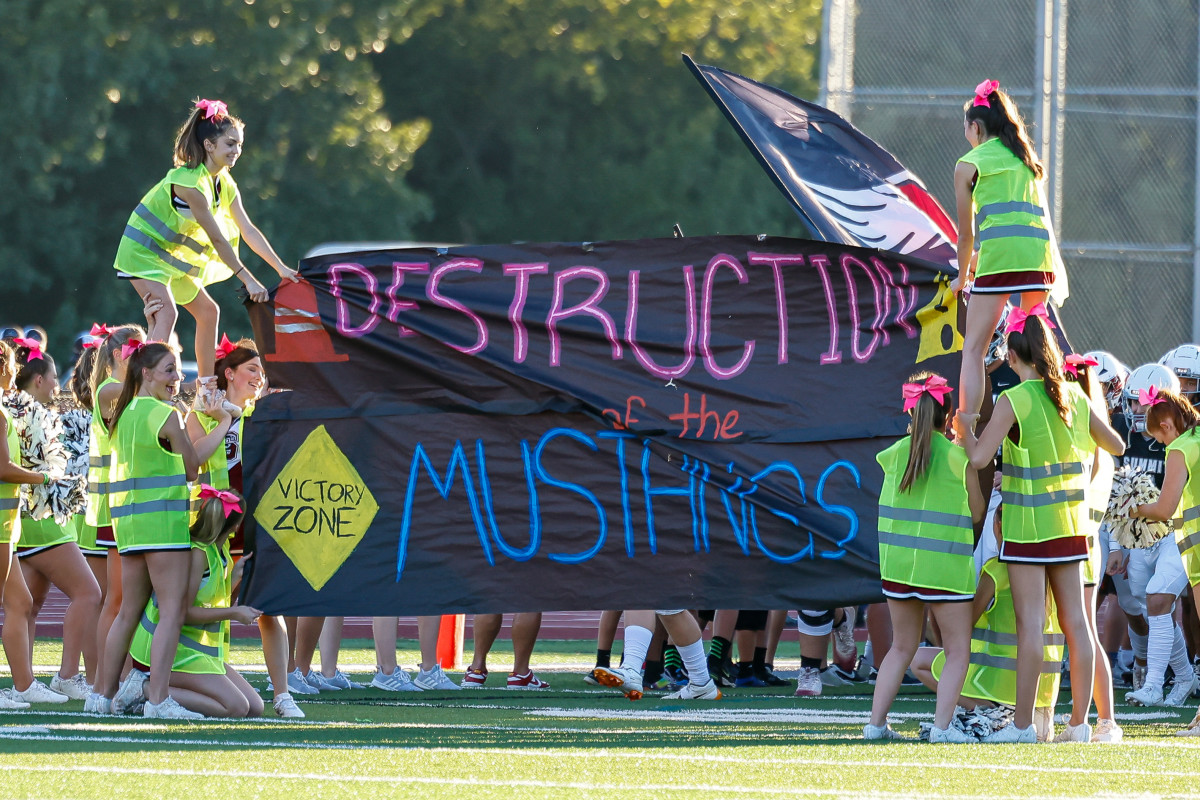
(1122, 363), (1180, 433)
(1083, 350), (1129, 411)
(1159, 344), (1200, 403)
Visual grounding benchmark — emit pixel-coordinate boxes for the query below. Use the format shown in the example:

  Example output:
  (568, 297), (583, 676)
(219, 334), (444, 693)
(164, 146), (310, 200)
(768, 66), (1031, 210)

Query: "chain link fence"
(821, 0), (1198, 368)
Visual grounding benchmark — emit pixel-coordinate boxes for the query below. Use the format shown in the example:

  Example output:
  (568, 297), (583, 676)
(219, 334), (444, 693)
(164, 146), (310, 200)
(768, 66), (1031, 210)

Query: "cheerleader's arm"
(1132, 450), (1185, 521)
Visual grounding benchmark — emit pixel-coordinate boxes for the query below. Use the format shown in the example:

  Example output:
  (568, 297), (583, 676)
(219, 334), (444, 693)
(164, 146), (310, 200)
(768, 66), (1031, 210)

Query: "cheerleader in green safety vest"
(959, 307), (1124, 744)
(111, 99), (298, 403)
(866, 371), (985, 743)
(127, 486), (264, 718)
(0, 341), (56, 710)
(951, 79), (1068, 425)
(88, 341), (230, 720)
(1130, 388), (1200, 736)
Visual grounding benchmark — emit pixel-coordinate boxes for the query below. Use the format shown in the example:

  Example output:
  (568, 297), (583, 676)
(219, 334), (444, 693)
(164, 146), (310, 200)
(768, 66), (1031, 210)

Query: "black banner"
(240, 235), (963, 615)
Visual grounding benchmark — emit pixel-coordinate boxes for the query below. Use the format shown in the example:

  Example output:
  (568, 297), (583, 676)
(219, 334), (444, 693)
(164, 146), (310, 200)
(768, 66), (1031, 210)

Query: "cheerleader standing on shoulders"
(1129, 389), (1200, 733)
(0, 342), (56, 709)
(866, 372), (985, 742)
(959, 307), (1124, 743)
(89, 342), (225, 719)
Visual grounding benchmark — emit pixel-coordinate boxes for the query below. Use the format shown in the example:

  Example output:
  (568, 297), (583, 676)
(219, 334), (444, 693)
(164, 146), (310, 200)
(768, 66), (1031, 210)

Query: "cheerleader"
(1129, 389), (1200, 731)
(90, 341), (223, 719)
(959, 307), (1124, 743)
(113, 99), (298, 402)
(10, 343), (101, 701)
(0, 342), (56, 709)
(867, 372), (985, 742)
(126, 487), (264, 717)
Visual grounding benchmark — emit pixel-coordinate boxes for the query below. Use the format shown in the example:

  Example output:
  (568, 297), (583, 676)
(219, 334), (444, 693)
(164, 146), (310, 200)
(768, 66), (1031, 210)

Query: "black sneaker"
(755, 664), (791, 687)
(709, 659), (737, 688)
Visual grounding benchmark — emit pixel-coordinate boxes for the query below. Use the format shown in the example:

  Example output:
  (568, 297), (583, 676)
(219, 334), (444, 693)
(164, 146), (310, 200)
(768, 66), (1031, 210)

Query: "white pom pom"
(1106, 465), (1171, 548)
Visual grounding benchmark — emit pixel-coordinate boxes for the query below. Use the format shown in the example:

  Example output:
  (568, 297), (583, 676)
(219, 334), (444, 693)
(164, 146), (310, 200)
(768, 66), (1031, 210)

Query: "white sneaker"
(833, 606), (858, 669)
(1126, 683), (1165, 707)
(272, 693), (305, 719)
(0, 690), (30, 710)
(863, 723), (904, 740)
(274, 667), (318, 695)
(306, 669), (358, 691)
(1165, 673), (1198, 706)
(794, 666), (822, 697)
(929, 725), (975, 743)
(1051, 721), (1091, 743)
(112, 669), (149, 714)
(83, 692), (111, 714)
(1176, 707), (1200, 737)
(1132, 661), (1147, 690)
(143, 696), (203, 720)
(982, 723), (1037, 744)
(663, 677), (721, 700)
(49, 673), (91, 701)
(12, 680), (69, 704)
(1091, 718), (1123, 743)
(592, 665), (644, 701)
(371, 667), (421, 692)
(413, 665), (461, 691)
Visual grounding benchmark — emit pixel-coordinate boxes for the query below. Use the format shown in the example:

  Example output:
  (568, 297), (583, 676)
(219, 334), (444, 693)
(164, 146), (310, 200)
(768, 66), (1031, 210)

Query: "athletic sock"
(801, 656), (822, 670)
(595, 648), (611, 669)
(1169, 625), (1192, 686)
(708, 635), (730, 661)
(1145, 614), (1173, 689)
(1129, 628), (1149, 662)
(678, 639), (709, 684)
(752, 646), (767, 672)
(620, 625), (653, 675)
(643, 659), (664, 686)
(663, 645), (682, 673)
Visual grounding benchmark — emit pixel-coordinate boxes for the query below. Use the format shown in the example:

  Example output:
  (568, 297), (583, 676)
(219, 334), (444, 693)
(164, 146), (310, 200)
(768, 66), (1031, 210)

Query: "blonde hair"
(190, 489), (245, 546)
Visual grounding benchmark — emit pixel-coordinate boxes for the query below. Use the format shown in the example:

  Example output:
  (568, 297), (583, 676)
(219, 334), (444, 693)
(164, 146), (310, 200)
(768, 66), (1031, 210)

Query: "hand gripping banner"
(240, 235), (963, 615)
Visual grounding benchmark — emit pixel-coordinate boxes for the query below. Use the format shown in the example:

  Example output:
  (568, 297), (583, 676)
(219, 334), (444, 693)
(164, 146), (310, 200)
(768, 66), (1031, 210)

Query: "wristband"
(42, 473), (50, 485)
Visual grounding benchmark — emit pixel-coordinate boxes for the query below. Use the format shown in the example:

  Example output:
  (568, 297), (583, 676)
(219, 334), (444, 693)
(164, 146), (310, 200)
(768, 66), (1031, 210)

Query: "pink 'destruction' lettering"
(839, 254), (885, 363)
(503, 263), (549, 364)
(871, 257), (918, 338)
(624, 266), (697, 380)
(330, 263), (382, 338)
(546, 267), (623, 367)
(748, 252), (802, 365)
(808, 254), (841, 365)
(427, 258), (489, 355)
(386, 262), (430, 337)
(699, 254), (755, 381)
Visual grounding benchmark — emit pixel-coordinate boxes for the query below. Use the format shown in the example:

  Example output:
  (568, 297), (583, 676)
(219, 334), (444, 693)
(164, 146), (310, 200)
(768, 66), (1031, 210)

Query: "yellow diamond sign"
(254, 425), (379, 591)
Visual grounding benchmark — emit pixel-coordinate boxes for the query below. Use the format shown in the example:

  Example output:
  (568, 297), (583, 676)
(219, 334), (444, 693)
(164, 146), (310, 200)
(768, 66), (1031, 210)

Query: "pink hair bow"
(120, 338), (145, 360)
(89, 323), (113, 339)
(973, 79), (1000, 108)
(1138, 385), (1167, 407)
(1005, 302), (1057, 335)
(82, 339), (102, 350)
(902, 375), (953, 412)
(12, 336), (44, 361)
(199, 484), (243, 519)
(1063, 353), (1100, 377)
(195, 98), (228, 121)
(215, 333), (237, 361)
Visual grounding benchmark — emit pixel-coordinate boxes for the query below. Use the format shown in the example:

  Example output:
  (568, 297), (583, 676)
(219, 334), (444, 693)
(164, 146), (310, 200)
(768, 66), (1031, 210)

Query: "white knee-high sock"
(1129, 628), (1148, 661)
(1145, 614), (1173, 689)
(620, 625), (653, 675)
(677, 639), (710, 684)
(1169, 624), (1192, 686)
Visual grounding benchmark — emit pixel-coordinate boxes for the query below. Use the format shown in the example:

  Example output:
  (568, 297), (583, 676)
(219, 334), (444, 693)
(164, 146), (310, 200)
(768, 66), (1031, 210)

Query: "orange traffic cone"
(265, 279), (350, 363)
(437, 614), (465, 670)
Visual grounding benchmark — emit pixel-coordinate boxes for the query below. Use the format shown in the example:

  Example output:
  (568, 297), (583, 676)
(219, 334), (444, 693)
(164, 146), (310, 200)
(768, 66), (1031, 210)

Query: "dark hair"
(1007, 316), (1070, 424)
(191, 488), (246, 546)
(1146, 390), (1200, 439)
(964, 87), (1044, 180)
(110, 342), (179, 436)
(13, 343), (55, 392)
(71, 347), (100, 408)
(174, 100), (244, 169)
(900, 370), (953, 493)
(89, 324), (146, 411)
(1062, 359), (1096, 399)
(215, 338), (260, 392)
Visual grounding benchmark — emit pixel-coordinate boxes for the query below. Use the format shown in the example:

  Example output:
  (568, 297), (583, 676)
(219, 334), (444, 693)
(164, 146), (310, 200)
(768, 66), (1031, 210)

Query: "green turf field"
(2, 638), (1199, 799)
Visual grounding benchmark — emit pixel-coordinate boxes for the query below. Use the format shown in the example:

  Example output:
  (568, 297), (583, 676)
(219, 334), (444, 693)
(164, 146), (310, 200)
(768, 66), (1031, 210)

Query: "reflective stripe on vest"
(139, 612), (221, 657)
(976, 224), (1050, 242)
(1180, 531), (1200, 554)
(132, 203), (207, 255)
(975, 201), (1045, 229)
(969, 652), (1062, 674)
(1002, 462), (1083, 480)
(1090, 508), (1104, 523)
(1001, 488), (1086, 508)
(970, 627), (1066, 648)
(89, 455), (111, 469)
(110, 499), (192, 519)
(877, 505), (973, 530)
(877, 530), (974, 557)
(0, 498), (19, 511)
(107, 475), (189, 493)
(121, 226), (203, 277)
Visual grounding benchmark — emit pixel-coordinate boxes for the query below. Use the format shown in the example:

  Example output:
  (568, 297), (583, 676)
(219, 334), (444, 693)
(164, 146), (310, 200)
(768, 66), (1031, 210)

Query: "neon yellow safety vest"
(109, 397), (190, 549)
(1166, 431), (1200, 586)
(1000, 380), (1094, 545)
(933, 557), (1064, 707)
(114, 164), (240, 286)
(876, 433), (976, 595)
(957, 138), (1055, 277)
(129, 540), (231, 675)
(1, 406), (22, 545)
(86, 377), (120, 528)
(1081, 451), (1115, 585)
(195, 412), (231, 491)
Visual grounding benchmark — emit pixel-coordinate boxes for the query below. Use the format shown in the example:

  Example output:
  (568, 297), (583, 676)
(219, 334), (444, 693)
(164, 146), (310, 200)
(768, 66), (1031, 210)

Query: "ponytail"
(70, 346), (99, 409)
(89, 324), (145, 419)
(964, 86), (1045, 180)
(110, 342), (178, 436)
(899, 370), (953, 493)
(1146, 390), (1200, 439)
(173, 99), (244, 169)
(1007, 316), (1070, 424)
(190, 488), (245, 546)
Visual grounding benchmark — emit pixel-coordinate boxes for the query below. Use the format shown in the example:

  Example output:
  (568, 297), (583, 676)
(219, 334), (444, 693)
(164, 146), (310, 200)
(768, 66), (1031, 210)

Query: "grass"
(2, 638), (1199, 799)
